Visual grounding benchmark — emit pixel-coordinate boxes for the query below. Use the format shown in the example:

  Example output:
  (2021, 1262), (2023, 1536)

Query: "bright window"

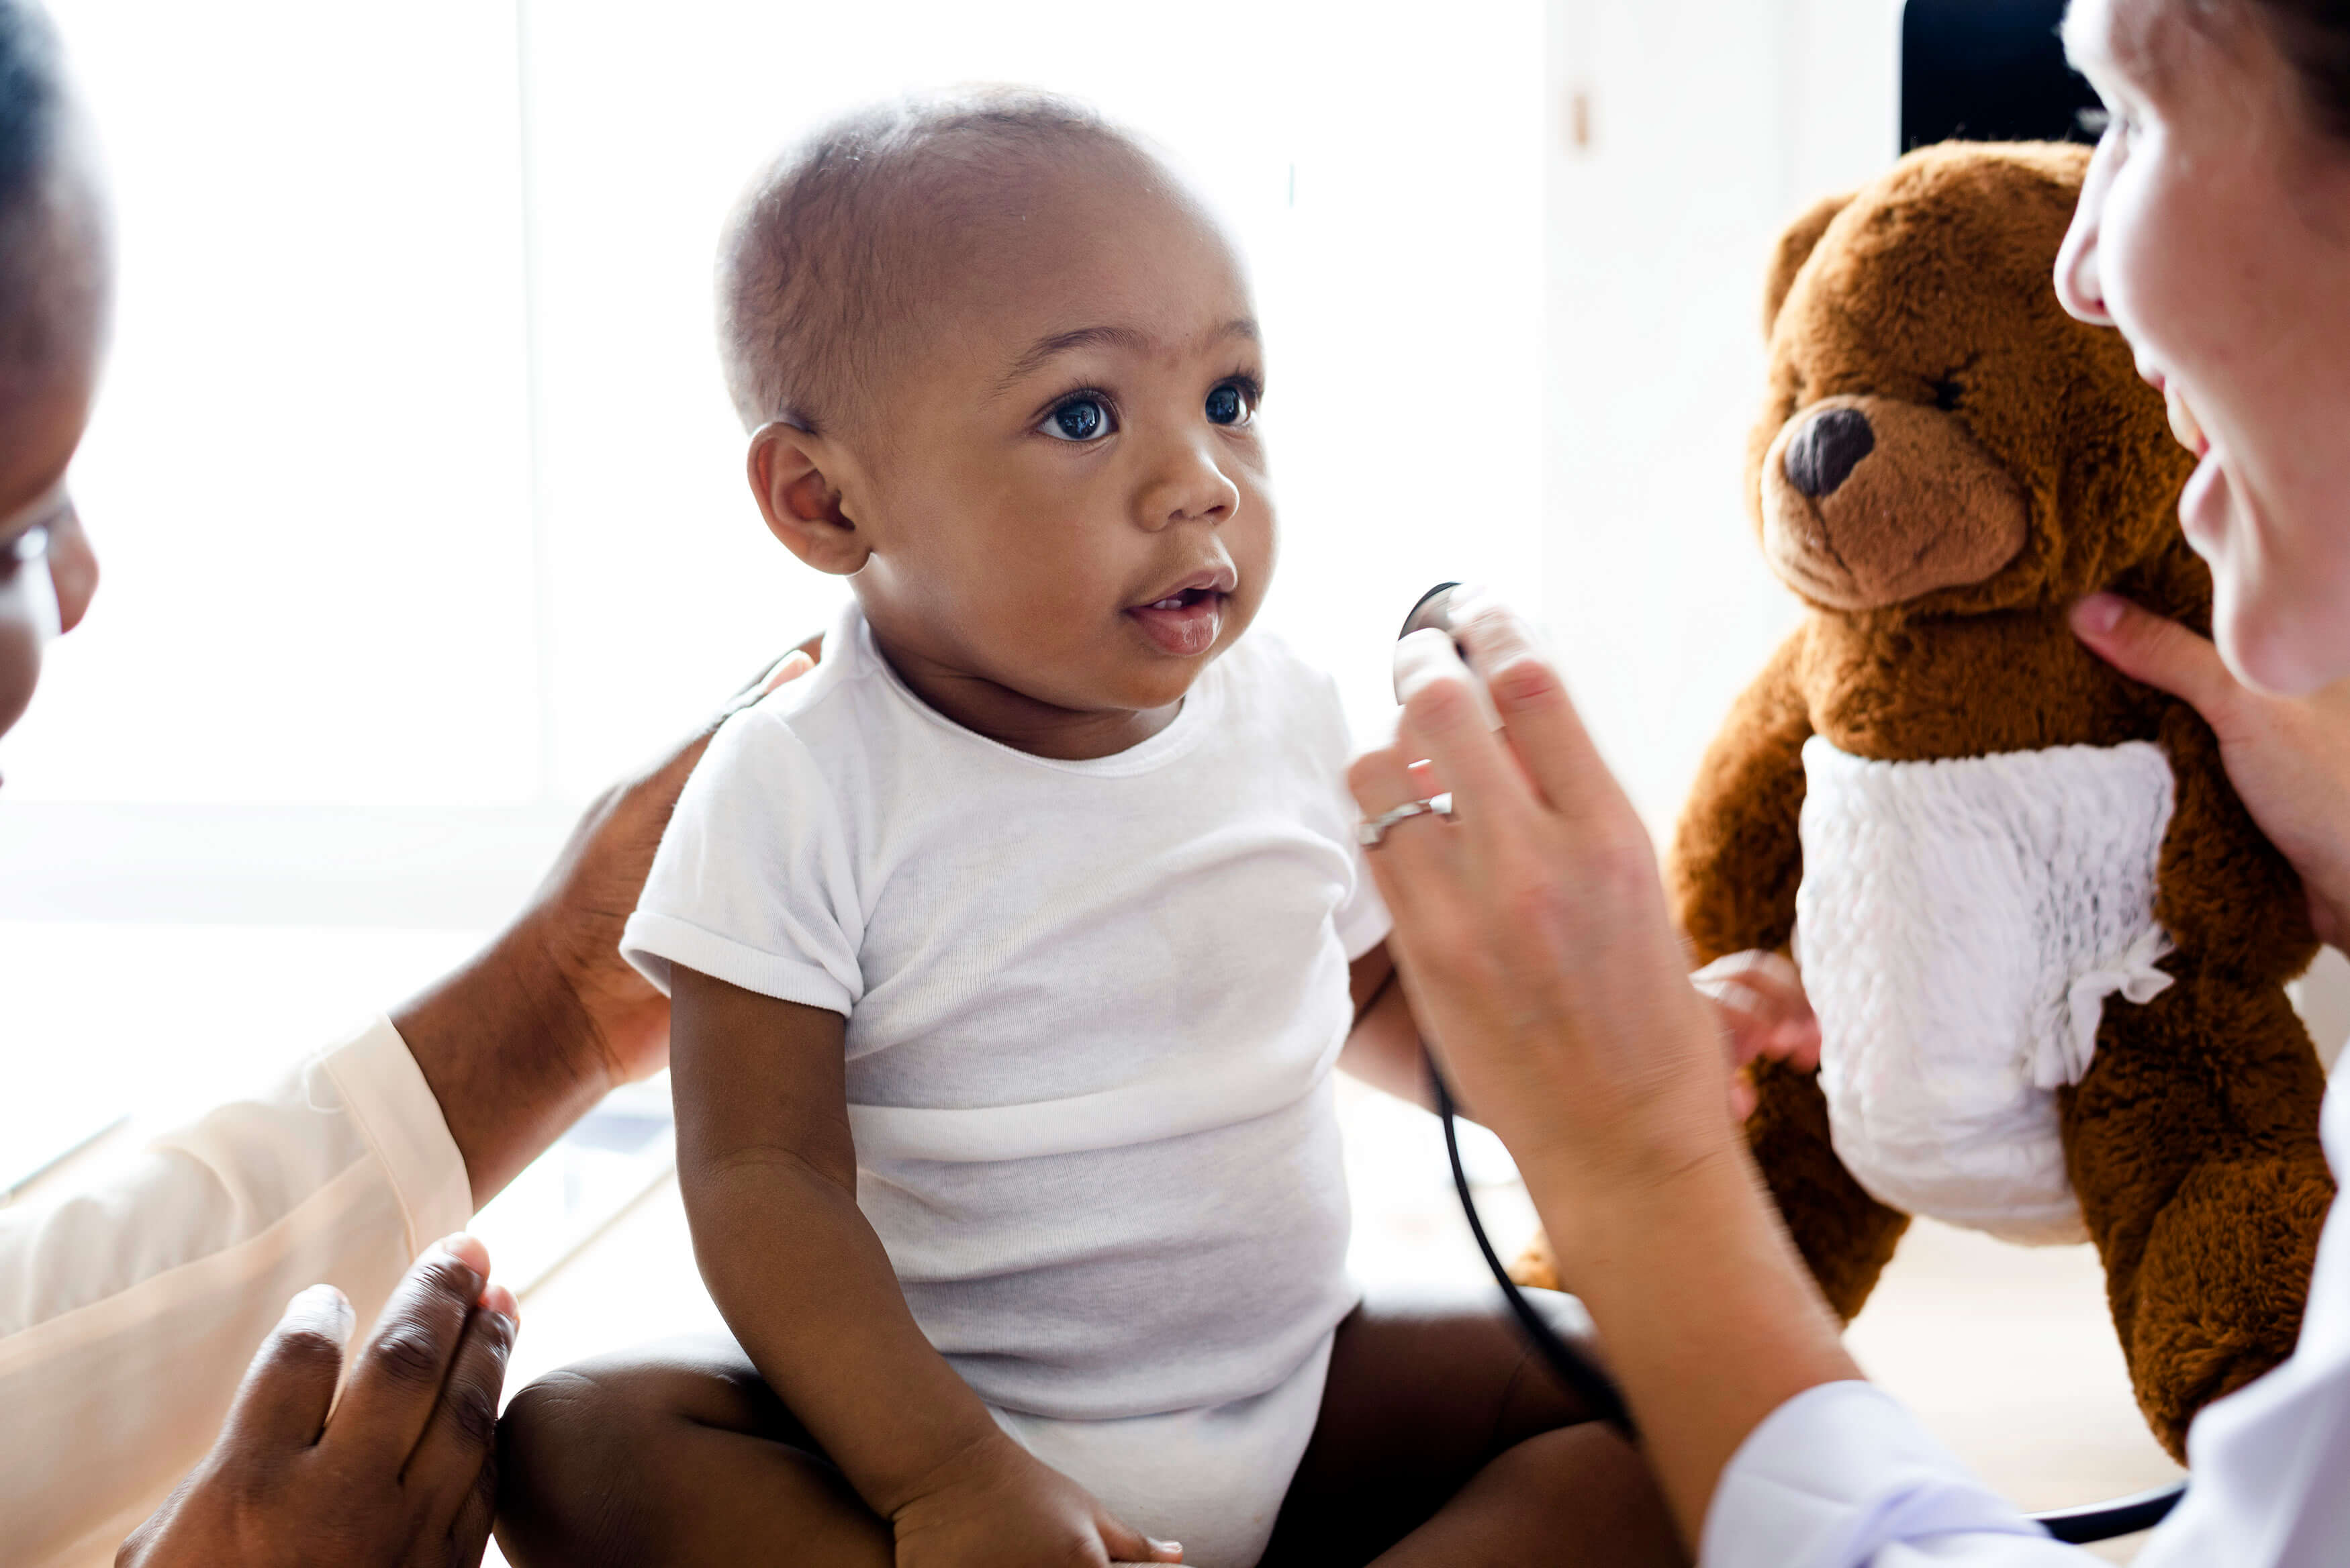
(0, 2), (1544, 1244)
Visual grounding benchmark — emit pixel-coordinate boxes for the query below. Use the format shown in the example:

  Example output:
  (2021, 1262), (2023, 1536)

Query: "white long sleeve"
(0, 1018), (472, 1568)
(1703, 1073), (2350, 1567)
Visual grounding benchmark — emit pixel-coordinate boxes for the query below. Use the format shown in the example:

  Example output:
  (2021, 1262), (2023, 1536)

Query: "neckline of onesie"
(851, 605), (1227, 780)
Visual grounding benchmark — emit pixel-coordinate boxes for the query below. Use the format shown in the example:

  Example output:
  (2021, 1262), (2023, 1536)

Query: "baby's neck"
(871, 629), (1183, 763)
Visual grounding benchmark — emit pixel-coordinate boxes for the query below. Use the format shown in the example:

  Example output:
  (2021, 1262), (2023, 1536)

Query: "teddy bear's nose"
(1785, 407), (1877, 499)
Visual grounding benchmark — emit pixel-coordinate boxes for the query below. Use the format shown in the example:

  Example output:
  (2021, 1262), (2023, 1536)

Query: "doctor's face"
(2057, 0), (2350, 694)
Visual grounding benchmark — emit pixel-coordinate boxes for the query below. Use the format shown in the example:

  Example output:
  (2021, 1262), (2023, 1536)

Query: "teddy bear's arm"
(1668, 631), (1910, 1321)
(1668, 633), (1814, 962)
(2063, 705), (2335, 1459)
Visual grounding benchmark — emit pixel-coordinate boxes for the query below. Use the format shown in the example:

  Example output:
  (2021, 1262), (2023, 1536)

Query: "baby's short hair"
(716, 87), (1156, 437)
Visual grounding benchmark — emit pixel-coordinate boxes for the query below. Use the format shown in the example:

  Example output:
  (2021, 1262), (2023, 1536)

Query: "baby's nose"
(1784, 407), (1876, 499)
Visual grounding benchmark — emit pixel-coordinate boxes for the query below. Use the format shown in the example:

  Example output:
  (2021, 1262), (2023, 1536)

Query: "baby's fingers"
(1694, 950), (1820, 1069)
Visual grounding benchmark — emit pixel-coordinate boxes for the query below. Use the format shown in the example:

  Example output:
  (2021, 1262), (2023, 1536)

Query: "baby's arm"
(1337, 943), (1436, 1107)
(669, 966), (1176, 1568)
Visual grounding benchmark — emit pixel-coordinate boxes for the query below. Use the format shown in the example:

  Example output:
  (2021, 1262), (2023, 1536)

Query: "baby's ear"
(747, 423), (868, 576)
(1761, 191), (1857, 340)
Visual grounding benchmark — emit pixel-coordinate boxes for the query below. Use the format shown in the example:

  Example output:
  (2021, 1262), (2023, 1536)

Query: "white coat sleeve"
(1703, 1381), (2090, 1566)
(1705, 1073), (2350, 1568)
(0, 1018), (473, 1568)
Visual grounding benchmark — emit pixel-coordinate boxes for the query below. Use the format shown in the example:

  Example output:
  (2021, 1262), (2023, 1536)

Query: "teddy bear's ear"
(1762, 191), (1859, 340)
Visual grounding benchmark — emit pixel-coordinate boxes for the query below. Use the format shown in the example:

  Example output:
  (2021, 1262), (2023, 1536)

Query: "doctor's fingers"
(324, 1237), (494, 1473)
(218, 1283), (357, 1453)
(396, 1284), (516, 1545)
(1394, 632), (1539, 838)
(1451, 601), (1643, 838)
(1348, 744), (1464, 927)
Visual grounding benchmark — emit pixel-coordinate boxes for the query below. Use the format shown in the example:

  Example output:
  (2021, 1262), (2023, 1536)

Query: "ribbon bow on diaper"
(2036, 925), (2176, 1091)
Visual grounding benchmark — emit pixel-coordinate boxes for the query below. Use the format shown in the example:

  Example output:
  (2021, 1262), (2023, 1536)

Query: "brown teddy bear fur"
(1514, 143), (2334, 1459)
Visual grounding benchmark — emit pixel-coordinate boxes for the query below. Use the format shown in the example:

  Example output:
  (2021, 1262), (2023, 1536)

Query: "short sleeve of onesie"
(1315, 677), (1391, 963)
(622, 703), (866, 1016)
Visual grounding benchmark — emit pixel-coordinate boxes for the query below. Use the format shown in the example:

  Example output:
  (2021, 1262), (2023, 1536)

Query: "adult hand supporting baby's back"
(390, 635), (824, 1208)
(2073, 592), (2350, 948)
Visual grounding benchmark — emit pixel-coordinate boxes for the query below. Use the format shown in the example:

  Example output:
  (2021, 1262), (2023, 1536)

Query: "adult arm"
(397, 642), (820, 1205)
(0, 1020), (479, 1567)
(1347, 601), (2089, 1563)
(0, 648), (817, 1565)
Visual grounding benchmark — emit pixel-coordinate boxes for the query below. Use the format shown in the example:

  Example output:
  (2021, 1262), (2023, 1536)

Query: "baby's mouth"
(1126, 583), (1229, 657)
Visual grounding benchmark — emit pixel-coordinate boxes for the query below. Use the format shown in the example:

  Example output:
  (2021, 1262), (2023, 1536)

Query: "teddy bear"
(1513, 141), (2335, 1459)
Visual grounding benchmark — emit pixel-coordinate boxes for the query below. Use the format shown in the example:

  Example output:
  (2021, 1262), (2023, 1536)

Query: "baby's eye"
(1043, 396), (1112, 442)
(1205, 382), (1256, 428)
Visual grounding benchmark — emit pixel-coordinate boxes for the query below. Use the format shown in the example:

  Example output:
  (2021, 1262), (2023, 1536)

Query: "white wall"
(1542, 0), (1901, 832)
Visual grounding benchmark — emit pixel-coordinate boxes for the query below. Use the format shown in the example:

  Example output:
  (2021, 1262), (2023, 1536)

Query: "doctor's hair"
(716, 87), (1164, 438)
(2247, 0), (2350, 140)
(2181, 0), (2350, 140)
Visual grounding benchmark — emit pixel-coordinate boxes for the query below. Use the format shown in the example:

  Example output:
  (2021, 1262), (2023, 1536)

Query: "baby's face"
(837, 152), (1274, 734)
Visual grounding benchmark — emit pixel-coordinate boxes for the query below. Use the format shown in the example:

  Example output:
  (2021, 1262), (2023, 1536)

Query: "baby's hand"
(891, 1432), (1180, 1568)
(1693, 950), (1820, 1123)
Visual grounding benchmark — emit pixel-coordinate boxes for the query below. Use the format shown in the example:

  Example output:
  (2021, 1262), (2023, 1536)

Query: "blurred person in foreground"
(1348, 0), (2350, 1561)
(0, 3), (810, 1563)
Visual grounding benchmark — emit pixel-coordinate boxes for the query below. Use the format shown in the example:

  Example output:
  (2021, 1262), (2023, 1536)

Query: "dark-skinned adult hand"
(395, 638), (822, 1205)
(117, 1236), (519, 1568)
(2073, 591), (2350, 948)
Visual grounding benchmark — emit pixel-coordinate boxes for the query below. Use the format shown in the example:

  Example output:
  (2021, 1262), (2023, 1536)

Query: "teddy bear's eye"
(1932, 377), (1966, 413)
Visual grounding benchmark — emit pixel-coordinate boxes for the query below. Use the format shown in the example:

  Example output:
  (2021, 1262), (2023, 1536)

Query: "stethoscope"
(1394, 583), (2186, 1548)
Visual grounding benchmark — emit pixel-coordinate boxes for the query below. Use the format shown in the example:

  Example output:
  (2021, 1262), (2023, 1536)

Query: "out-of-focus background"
(5, 3), (2344, 1561)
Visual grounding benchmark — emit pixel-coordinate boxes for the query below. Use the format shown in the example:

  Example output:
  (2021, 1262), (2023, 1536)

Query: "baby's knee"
(496, 1361), (694, 1567)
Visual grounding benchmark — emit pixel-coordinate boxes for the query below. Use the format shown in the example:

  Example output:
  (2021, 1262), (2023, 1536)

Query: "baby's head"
(718, 91), (1272, 742)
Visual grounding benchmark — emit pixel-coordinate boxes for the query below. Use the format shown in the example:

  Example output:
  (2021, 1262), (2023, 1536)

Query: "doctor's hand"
(1348, 601), (1863, 1542)
(1347, 602), (1739, 1210)
(2073, 593), (2350, 948)
(118, 1236), (518, 1568)
(395, 636), (822, 1205)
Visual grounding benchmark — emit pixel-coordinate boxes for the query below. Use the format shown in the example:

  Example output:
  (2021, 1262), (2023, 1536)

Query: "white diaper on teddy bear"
(1793, 736), (2177, 1245)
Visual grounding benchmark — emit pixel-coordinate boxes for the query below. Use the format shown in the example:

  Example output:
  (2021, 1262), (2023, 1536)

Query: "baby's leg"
(496, 1334), (890, 1567)
(1261, 1284), (1683, 1568)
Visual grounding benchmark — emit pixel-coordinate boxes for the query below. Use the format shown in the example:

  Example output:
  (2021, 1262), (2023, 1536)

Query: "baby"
(496, 91), (1677, 1568)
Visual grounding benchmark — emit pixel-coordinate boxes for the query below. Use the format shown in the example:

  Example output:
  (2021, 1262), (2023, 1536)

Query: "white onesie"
(622, 603), (1389, 1567)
